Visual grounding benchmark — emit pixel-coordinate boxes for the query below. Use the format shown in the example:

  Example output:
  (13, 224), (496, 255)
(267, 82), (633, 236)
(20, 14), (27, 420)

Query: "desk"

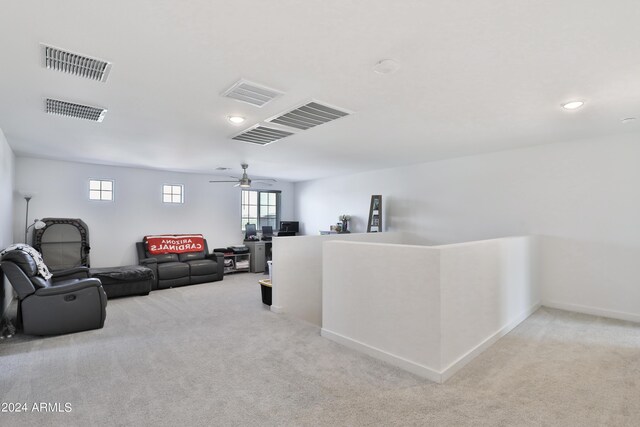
(244, 240), (272, 273)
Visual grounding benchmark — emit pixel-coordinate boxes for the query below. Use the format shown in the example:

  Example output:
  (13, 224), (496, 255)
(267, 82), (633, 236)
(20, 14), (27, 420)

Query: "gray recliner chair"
(0, 250), (107, 336)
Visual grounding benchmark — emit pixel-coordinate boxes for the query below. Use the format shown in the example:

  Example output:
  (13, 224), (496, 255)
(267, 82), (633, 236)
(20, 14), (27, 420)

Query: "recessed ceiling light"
(561, 100), (584, 110)
(621, 117), (637, 124)
(373, 59), (400, 75)
(227, 115), (245, 125)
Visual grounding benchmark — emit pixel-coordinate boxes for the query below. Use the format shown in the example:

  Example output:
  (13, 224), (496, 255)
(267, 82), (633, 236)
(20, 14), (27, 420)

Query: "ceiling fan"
(209, 163), (276, 188)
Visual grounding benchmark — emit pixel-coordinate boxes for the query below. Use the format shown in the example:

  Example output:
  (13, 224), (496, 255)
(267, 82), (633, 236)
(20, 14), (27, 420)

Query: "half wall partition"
(321, 236), (540, 383)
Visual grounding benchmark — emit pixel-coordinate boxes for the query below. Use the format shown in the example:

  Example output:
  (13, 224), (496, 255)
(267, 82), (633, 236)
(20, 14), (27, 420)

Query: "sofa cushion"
(157, 262), (189, 280)
(178, 252), (205, 262)
(147, 253), (179, 263)
(187, 259), (217, 276)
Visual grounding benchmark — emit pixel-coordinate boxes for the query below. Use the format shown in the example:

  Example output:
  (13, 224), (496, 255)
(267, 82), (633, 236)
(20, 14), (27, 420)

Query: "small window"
(89, 179), (114, 201)
(163, 184), (184, 204)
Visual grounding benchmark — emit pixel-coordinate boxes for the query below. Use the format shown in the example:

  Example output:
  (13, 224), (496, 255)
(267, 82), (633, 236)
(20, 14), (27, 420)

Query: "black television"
(279, 221), (299, 233)
(245, 223), (257, 240)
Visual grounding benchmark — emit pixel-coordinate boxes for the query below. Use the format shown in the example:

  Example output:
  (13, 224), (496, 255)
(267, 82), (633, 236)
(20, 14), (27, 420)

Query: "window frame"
(241, 190), (281, 231)
(88, 178), (114, 201)
(162, 184), (185, 204)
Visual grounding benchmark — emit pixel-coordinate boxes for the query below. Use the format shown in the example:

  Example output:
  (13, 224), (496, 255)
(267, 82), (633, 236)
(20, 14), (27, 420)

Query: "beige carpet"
(1, 273), (639, 426)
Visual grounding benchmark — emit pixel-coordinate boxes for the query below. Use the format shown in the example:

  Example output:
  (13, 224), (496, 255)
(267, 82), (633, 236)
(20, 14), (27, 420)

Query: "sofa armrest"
(138, 258), (158, 289)
(205, 252), (222, 261)
(206, 252), (224, 278)
(35, 278), (103, 296)
(52, 266), (90, 280)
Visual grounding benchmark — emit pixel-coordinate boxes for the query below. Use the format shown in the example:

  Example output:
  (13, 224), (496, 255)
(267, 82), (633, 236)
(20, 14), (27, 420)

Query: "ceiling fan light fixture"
(209, 163), (276, 188)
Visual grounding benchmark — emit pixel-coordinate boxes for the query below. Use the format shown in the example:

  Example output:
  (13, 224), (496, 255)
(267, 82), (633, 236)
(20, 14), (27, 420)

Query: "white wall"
(439, 236), (539, 376)
(322, 241), (442, 374)
(321, 237), (539, 383)
(271, 232), (405, 325)
(0, 128), (16, 318)
(14, 157), (294, 267)
(539, 235), (640, 323)
(296, 133), (640, 320)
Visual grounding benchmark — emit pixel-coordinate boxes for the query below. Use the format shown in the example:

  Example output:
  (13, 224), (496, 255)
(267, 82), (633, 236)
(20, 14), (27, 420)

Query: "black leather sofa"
(136, 239), (223, 289)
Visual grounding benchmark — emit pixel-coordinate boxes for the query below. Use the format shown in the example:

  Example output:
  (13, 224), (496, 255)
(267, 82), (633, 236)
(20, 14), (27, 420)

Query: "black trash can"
(259, 279), (272, 306)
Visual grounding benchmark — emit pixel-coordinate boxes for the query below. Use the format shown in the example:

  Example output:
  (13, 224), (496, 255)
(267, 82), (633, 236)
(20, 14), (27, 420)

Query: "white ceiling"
(1, 0), (639, 182)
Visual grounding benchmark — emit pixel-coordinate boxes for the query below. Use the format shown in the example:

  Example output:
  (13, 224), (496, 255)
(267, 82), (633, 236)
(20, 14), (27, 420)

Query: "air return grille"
(267, 101), (349, 130)
(42, 44), (112, 82)
(222, 79), (282, 107)
(46, 99), (107, 122)
(232, 125), (293, 145)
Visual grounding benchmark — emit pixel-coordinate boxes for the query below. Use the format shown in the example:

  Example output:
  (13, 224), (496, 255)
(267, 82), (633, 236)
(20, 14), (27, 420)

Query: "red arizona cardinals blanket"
(144, 234), (205, 255)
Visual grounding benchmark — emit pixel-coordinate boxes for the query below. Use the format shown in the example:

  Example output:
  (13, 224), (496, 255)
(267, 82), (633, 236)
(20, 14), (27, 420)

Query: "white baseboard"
(270, 305), (284, 314)
(439, 302), (540, 382)
(542, 301), (640, 324)
(321, 329), (444, 383)
(322, 302), (540, 384)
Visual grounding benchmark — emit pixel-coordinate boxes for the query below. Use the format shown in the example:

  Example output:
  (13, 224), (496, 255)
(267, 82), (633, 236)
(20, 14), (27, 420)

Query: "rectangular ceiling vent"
(46, 98), (108, 122)
(42, 44), (112, 82)
(267, 101), (350, 130)
(222, 79), (283, 107)
(232, 125), (294, 145)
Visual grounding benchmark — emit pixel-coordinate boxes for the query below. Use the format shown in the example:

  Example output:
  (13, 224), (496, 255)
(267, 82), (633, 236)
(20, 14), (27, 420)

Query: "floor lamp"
(23, 196), (45, 244)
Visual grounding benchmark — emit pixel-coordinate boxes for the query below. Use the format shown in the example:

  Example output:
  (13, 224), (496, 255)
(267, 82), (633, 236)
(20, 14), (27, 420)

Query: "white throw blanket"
(0, 244), (52, 280)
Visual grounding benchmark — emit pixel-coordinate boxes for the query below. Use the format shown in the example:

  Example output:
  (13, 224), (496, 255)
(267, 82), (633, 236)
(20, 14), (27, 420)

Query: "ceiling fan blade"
(209, 180), (240, 183)
(253, 181), (273, 187)
(256, 178), (277, 182)
(233, 183), (241, 187)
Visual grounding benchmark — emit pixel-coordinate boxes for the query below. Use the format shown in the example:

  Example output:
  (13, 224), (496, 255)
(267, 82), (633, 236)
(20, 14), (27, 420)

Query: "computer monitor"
(245, 223), (257, 240)
(279, 221), (299, 233)
(261, 226), (273, 240)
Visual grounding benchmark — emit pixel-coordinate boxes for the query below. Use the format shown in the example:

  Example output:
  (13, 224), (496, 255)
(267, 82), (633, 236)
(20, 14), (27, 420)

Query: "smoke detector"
(373, 59), (400, 75)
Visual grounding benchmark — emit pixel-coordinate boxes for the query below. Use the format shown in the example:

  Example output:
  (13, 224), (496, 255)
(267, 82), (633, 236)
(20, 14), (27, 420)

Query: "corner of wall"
(0, 128), (16, 319)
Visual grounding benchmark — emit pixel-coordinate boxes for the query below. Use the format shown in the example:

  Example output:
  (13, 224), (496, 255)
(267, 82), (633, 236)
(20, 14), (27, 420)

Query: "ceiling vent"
(46, 98), (108, 122)
(232, 125), (294, 145)
(267, 101), (350, 130)
(42, 44), (112, 82)
(222, 79), (283, 107)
